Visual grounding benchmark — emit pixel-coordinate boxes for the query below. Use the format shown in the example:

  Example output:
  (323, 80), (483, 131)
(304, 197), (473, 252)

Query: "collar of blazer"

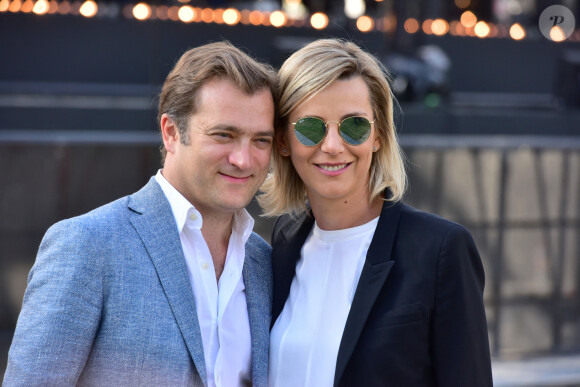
(271, 192), (403, 386)
(128, 178), (208, 385)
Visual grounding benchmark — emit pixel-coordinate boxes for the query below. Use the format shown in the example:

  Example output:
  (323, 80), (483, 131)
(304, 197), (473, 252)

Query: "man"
(3, 42), (275, 386)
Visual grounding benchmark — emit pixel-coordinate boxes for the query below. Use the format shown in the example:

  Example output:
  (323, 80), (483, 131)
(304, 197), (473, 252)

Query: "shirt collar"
(155, 169), (196, 233)
(155, 169), (255, 241)
(232, 205), (255, 246)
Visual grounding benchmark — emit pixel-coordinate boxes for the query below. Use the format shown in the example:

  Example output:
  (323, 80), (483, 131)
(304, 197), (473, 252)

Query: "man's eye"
(254, 138), (273, 148)
(214, 132), (232, 139)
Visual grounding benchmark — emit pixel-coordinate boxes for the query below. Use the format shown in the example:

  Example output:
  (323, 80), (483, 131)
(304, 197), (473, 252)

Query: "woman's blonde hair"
(259, 38), (406, 217)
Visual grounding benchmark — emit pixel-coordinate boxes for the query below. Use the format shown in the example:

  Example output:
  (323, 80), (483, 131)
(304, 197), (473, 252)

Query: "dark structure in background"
(1, 0), (579, 380)
(1, 3), (578, 134)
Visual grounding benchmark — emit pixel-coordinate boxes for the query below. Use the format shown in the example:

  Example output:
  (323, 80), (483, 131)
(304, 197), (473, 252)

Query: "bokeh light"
(356, 15), (373, 32)
(178, 5), (194, 22)
(460, 10), (477, 28)
(550, 25), (566, 42)
(240, 9), (250, 24)
(455, 0), (470, 8)
(422, 19), (433, 34)
(404, 18), (419, 34)
(450, 20), (465, 36)
(381, 14), (396, 33)
(57, 0), (70, 14)
(248, 10), (263, 26)
(70, 1), (81, 15)
(156, 5), (168, 20)
(270, 10), (286, 27)
(509, 23), (526, 40)
(133, 3), (151, 20)
(488, 22), (498, 37)
(310, 12), (328, 29)
(262, 12), (271, 26)
(167, 5), (179, 21)
(79, 0), (97, 18)
(344, 0), (365, 19)
(223, 8), (241, 25)
(213, 8), (224, 24)
(431, 18), (449, 35)
(47, 0), (58, 13)
(474, 21), (490, 38)
(21, 0), (34, 13)
(20, 0), (33, 13)
(32, 0), (49, 14)
(8, 0), (22, 13)
(200, 8), (214, 23)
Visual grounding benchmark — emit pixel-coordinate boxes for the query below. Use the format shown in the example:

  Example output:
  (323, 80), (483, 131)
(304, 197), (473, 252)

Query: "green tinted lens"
(340, 116), (371, 145)
(294, 117), (326, 146)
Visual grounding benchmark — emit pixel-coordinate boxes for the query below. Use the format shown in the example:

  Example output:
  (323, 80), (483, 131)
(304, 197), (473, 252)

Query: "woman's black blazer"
(271, 199), (493, 387)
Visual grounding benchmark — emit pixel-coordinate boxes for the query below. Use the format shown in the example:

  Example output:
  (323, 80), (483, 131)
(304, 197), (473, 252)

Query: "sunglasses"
(291, 116), (375, 146)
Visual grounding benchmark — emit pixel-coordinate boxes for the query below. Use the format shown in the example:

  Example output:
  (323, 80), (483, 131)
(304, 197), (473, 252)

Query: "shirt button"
(189, 213), (198, 221)
(202, 263), (209, 270)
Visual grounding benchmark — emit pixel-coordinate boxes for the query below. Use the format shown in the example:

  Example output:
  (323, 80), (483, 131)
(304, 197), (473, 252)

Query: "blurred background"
(1, 0), (579, 384)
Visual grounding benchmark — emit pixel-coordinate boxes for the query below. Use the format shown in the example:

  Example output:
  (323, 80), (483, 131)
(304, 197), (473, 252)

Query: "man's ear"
(277, 133), (290, 157)
(160, 114), (180, 155)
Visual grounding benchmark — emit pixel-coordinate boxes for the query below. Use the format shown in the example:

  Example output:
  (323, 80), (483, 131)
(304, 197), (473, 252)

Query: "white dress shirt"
(155, 170), (253, 387)
(269, 217), (379, 387)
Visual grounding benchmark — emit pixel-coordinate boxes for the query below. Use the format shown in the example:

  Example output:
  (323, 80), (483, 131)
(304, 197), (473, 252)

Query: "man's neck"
(200, 211), (235, 282)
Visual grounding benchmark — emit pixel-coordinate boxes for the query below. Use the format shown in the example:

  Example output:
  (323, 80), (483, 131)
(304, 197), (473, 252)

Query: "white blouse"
(269, 217), (379, 387)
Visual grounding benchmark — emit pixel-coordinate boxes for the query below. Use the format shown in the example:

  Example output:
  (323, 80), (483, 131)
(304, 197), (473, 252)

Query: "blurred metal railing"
(0, 131), (579, 358)
(401, 135), (580, 357)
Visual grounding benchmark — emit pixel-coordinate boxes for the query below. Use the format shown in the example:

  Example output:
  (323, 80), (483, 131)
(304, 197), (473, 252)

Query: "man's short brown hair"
(158, 41), (276, 163)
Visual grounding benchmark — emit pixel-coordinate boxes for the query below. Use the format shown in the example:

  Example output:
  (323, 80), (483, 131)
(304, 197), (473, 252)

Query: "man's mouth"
(220, 172), (251, 181)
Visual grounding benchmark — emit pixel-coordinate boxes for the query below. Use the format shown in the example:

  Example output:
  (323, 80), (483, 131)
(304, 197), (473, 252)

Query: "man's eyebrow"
(206, 124), (239, 133)
(207, 125), (274, 137)
(255, 130), (275, 137)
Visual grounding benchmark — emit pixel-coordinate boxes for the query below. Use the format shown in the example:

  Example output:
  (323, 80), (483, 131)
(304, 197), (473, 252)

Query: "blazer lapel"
(334, 200), (402, 386)
(128, 178), (207, 386)
(243, 235), (273, 387)
(271, 212), (315, 326)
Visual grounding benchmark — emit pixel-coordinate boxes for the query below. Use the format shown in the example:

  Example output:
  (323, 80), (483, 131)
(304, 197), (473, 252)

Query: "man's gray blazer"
(3, 178), (273, 386)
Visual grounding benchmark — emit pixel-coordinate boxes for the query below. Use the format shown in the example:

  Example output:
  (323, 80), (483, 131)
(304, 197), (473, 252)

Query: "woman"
(259, 39), (492, 386)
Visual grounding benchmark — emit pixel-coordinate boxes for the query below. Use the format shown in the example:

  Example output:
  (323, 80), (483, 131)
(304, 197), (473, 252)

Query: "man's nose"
(229, 142), (252, 169)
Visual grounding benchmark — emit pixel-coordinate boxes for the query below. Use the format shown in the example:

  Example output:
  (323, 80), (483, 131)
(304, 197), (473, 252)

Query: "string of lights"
(1, 0), (579, 42)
